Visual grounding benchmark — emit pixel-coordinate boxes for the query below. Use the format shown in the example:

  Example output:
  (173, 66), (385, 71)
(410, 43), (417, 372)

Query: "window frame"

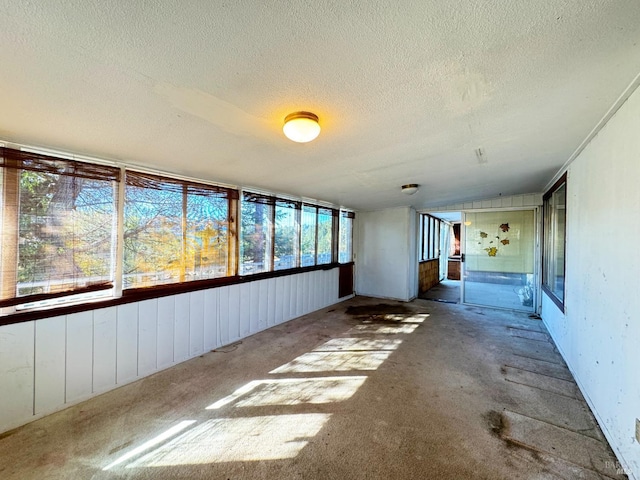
(0, 145), (345, 325)
(541, 173), (567, 312)
(420, 214), (441, 262)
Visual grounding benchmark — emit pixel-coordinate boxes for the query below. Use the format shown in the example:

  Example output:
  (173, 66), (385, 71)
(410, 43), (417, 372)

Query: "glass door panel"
(462, 210), (536, 311)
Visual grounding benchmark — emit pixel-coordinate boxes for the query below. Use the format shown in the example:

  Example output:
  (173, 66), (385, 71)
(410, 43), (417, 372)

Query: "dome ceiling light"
(283, 111), (321, 143)
(401, 184), (419, 195)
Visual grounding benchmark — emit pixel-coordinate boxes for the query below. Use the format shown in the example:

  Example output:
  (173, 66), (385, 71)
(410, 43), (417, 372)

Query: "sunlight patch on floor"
(207, 376), (367, 409)
(313, 337), (402, 352)
(125, 414), (330, 467)
(269, 351), (392, 373)
(348, 324), (420, 335)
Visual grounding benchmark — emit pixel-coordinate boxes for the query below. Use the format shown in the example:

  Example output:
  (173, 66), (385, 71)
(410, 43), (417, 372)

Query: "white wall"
(542, 84), (640, 478)
(0, 268), (344, 434)
(355, 206), (418, 302)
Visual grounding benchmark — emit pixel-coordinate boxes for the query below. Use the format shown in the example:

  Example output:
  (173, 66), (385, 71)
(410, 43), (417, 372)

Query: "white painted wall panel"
(300, 273), (309, 314)
(355, 206), (415, 301)
(297, 273), (304, 316)
(283, 275), (292, 321)
(239, 283), (251, 338)
(248, 281), (260, 333)
(189, 290), (204, 357)
(138, 299), (158, 377)
(156, 296), (175, 370)
(218, 285), (230, 345)
(116, 303), (138, 385)
(266, 278), (276, 327)
(0, 265), (344, 435)
(227, 284), (241, 341)
(203, 289), (219, 351)
(173, 293), (190, 363)
(93, 307), (117, 393)
(34, 316), (66, 415)
(0, 321), (34, 432)
(257, 280), (268, 331)
(275, 276), (285, 324)
(65, 311), (94, 403)
(542, 85), (640, 478)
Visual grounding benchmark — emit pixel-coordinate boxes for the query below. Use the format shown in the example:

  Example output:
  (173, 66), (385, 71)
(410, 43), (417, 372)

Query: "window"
(124, 171), (236, 288)
(274, 199), (300, 270)
(316, 207), (334, 265)
(542, 174), (567, 310)
(339, 211), (354, 263)
(301, 205), (317, 267)
(240, 192), (273, 275)
(0, 145), (344, 318)
(420, 214), (441, 261)
(0, 147), (120, 307)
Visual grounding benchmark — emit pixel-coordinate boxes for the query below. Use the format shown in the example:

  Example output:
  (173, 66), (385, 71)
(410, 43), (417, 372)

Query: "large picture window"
(124, 171), (235, 288)
(542, 174), (567, 310)
(301, 205), (317, 267)
(0, 147), (120, 307)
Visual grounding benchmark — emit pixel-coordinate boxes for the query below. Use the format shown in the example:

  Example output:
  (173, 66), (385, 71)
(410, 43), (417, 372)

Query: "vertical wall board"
(156, 296), (175, 370)
(307, 271), (317, 313)
(295, 274), (304, 317)
(65, 311), (94, 403)
(257, 280), (269, 331)
(138, 299), (158, 377)
(0, 321), (35, 431)
(239, 283), (252, 337)
(34, 315), (66, 415)
(116, 303), (139, 385)
(203, 288), (219, 351)
(92, 307), (117, 393)
(285, 274), (294, 320)
(301, 273), (309, 315)
(288, 274), (298, 320)
(173, 293), (190, 363)
(218, 286), (230, 345)
(189, 290), (205, 357)
(275, 276), (285, 324)
(227, 284), (241, 342)
(283, 275), (292, 322)
(266, 278), (276, 327)
(249, 281), (261, 333)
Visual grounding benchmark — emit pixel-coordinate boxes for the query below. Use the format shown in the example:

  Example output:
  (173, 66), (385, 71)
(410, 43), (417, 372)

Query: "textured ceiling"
(1, 1), (639, 211)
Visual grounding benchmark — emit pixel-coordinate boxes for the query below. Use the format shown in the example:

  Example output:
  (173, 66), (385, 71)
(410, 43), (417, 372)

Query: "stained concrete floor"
(0, 297), (627, 479)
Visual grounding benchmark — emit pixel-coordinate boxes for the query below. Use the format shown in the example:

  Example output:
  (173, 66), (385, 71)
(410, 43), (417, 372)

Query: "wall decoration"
(479, 223), (511, 256)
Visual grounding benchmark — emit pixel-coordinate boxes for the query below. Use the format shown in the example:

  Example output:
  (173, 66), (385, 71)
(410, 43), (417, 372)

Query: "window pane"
(317, 208), (333, 265)
(339, 212), (353, 263)
(186, 193), (229, 280)
(543, 181), (566, 304)
(17, 169), (116, 297)
(301, 205), (317, 267)
(274, 200), (298, 270)
(124, 183), (183, 288)
(240, 196), (272, 275)
(124, 172), (234, 288)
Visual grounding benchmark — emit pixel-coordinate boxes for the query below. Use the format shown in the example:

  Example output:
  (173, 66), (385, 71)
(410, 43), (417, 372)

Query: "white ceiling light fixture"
(283, 111), (321, 143)
(401, 184), (419, 195)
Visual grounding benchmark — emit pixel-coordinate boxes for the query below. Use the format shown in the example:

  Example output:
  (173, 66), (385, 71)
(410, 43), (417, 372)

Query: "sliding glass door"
(462, 210), (536, 312)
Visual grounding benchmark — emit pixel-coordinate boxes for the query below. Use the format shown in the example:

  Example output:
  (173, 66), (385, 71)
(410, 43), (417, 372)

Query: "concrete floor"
(421, 279), (461, 303)
(0, 297), (626, 479)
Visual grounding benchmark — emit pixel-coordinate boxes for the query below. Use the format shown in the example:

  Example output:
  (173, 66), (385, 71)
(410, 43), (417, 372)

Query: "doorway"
(461, 209), (536, 312)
